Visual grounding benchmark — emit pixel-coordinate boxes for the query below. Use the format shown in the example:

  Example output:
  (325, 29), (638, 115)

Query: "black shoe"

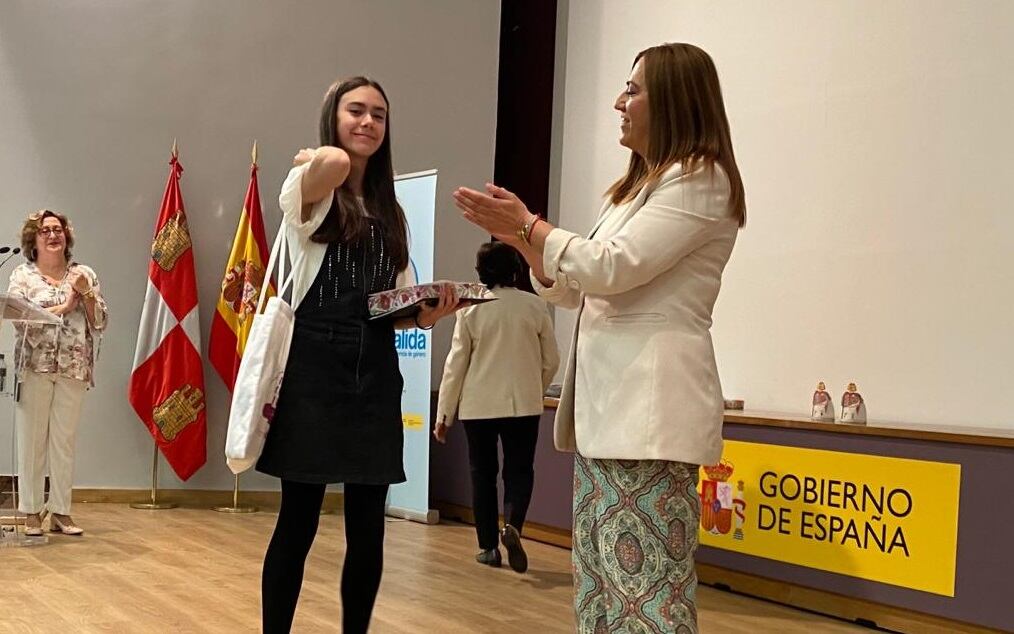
(500, 524), (528, 573)
(475, 548), (502, 567)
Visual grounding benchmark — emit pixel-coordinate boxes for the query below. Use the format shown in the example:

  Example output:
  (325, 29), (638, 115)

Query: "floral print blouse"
(7, 262), (108, 386)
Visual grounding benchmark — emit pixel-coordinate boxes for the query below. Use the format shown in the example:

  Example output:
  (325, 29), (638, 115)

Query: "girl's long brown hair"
(311, 76), (409, 270)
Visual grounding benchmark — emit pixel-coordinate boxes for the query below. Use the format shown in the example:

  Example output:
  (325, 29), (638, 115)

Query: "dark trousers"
(262, 479), (389, 634)
(462, 415), (540, 550)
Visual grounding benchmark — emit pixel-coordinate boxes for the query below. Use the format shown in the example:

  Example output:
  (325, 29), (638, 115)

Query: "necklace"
(36, 263), (69, 287)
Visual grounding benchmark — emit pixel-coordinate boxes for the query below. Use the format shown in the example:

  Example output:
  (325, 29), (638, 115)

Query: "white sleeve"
(435, 311), (472, 426)
(530, 270), (582, 310)
(278, 163), (335, 239)
(542, 166), (731, 297)
(395, 263), (417, 289)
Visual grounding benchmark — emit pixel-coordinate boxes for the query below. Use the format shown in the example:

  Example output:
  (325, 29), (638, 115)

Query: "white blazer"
(436, 286), (560, 424)
(533, 162), (739, 466)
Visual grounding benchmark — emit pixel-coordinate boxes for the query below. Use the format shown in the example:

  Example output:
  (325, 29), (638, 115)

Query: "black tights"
(262, 479), (389, 633)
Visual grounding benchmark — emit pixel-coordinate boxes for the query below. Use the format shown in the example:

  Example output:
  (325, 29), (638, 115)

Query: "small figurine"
(839, 382), (867, 424)
(723, 398), (744, 410)
(810, 381), (834, 422)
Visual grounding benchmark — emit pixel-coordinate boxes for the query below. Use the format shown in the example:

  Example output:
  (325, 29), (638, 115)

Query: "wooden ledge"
(724, 410), (1014, 448)
(543, 400), (1012, 447)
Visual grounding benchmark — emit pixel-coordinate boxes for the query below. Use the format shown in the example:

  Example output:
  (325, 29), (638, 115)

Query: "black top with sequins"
(296, 217), (399, 322)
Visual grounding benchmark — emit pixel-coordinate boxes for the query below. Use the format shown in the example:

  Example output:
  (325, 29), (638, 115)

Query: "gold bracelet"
(517, 219), (532, 245)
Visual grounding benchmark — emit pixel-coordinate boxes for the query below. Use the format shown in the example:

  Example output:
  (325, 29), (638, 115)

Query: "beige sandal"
(50, 514), (84, 536)
(23, 513), (43, 537)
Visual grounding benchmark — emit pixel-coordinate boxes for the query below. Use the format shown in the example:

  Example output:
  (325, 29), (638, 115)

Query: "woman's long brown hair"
(606, 43), (746, 226)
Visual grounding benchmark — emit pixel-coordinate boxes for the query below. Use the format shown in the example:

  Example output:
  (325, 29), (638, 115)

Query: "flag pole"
(130, 141), (180, 511)
(213, 473), (258, 514)
(212, 139), (260, 515)
(130, 444), (178, 510)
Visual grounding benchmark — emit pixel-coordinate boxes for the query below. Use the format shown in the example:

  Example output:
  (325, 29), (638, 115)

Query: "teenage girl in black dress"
(257, 76), (459, 634)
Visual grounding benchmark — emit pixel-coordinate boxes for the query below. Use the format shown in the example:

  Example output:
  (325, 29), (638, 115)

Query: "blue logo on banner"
(396, 329), (428, 358)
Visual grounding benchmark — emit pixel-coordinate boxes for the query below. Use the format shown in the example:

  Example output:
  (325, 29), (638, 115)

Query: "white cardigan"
(436, 286), (560, 424)
(533, 162), (739, 466)
(278, 163), (414, 309)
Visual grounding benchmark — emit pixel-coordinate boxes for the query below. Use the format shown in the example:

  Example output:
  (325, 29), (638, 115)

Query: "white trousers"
(16, 371), (87, 515)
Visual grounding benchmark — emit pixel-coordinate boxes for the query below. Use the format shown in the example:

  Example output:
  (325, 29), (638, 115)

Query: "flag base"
(211, 475), (257, 513)
(129, 501), (178, 510)
(130, 446), (177, 510)
(212, 504), (257, 514)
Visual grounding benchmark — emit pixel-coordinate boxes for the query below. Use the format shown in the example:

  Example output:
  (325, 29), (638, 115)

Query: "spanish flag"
(208, 147), (274, 392)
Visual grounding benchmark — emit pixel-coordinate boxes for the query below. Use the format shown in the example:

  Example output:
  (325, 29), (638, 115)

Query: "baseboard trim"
(697, 563), (1003, 634)
(386, 505), (439, 525)
(5, 488), (346, 525)
(69, 488), (345, 512)
(431, 500), (572, 549)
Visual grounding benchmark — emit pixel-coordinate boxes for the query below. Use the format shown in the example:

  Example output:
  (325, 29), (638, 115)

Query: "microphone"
(0, 247), (22, 271)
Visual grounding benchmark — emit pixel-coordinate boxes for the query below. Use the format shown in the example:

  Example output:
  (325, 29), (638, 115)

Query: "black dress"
(256, 219), (405, 484)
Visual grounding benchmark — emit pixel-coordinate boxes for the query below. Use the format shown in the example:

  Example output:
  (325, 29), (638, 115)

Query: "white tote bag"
(225, 222), (301, 474)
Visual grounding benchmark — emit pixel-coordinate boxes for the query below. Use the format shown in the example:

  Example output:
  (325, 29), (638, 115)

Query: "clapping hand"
(67, 269), (92, 296)
(453, 184), (533, 246)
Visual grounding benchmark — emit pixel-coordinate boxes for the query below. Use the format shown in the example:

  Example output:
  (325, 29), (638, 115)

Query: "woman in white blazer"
(434, 241), (560, 572)
(454, 43), (745, 633)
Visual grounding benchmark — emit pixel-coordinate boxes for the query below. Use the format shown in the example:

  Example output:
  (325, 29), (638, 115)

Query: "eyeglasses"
(38, 227), (65, 237)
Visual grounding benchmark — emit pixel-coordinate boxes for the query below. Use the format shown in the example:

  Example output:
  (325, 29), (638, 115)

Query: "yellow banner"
(403, 413), (424, 430)
(698, 440), (960, 596)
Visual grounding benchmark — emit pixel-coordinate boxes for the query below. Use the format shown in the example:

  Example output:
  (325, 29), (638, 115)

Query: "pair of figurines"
(811, 382), (866, 424)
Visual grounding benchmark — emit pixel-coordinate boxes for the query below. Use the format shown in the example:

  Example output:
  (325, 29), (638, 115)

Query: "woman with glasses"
(7, 210), (108, 536)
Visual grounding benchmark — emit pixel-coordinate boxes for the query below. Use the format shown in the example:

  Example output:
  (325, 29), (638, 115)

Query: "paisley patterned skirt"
(573, 455), (701, 634)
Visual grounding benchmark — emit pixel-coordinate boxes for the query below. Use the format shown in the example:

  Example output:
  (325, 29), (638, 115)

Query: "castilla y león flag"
(128, 153), (207, 481)
(208, 160), (274, 392)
